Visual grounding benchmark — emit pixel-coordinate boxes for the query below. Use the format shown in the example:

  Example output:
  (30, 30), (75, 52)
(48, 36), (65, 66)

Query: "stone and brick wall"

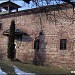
(0, 3), (75, 68)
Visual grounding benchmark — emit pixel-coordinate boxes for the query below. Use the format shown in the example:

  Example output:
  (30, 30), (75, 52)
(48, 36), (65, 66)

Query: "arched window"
(34, 38), (40, 51)
(0, 22), (2, 30)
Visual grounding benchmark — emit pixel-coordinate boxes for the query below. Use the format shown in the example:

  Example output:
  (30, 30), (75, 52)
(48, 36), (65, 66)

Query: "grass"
(0, 60), (16, 75)
(0, 60), (73, 75)
(12, 61), (72, 75)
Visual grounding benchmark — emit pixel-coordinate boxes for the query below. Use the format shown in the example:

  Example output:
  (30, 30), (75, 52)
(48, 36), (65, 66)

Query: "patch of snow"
(13, 66), (35, 75)
(0, 68), (7, 75)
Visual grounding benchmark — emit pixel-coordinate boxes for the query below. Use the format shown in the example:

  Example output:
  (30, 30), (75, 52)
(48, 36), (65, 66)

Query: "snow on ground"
(0, 67), (7, 75)
(13, 66), (36, 75)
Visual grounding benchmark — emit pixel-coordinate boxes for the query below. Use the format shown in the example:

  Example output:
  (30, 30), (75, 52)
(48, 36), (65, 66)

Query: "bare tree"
(23, 0), (75, 6)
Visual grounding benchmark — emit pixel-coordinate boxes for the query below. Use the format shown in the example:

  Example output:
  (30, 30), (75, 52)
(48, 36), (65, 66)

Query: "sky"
(0, 0), (30, 11)
(0, 0), (75, 11)
(0, 0), (36, 11)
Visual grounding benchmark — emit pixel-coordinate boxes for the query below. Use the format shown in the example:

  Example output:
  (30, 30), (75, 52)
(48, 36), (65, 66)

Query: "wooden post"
(16, 8), (18, 12)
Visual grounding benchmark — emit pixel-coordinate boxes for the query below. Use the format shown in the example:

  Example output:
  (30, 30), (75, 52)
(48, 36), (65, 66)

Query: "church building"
(0, 0), (75, 68)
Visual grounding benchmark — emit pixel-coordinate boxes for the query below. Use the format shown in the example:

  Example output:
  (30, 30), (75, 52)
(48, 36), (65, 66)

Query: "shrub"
(7, 20), (15, 60)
